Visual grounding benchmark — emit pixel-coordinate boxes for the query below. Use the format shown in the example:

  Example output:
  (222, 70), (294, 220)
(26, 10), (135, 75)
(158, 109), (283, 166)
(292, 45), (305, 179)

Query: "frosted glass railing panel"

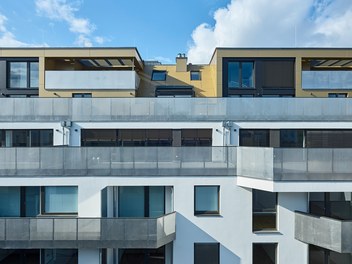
(45, 71), (139, 90)
(302, 71), (352, 89)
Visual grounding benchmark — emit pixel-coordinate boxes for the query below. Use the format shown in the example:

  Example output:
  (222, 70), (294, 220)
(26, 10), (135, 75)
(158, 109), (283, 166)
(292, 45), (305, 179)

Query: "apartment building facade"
(0, 47), (352, 264)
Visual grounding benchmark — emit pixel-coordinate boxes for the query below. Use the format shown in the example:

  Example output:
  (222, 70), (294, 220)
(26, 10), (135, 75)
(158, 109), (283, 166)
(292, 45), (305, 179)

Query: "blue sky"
(1, 0), (352, 63)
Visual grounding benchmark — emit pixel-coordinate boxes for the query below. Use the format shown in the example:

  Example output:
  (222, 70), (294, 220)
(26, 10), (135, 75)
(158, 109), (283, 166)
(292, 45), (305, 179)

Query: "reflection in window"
(194, 186), (219, 215)
(41, 249), (78, 264)
(190, 71), (201, 80)
(253, 190), (277, 231)
(151, 70), (167, 81)
(0, 129), (53, 147)
(228, 61), (254, 88)
(280, 130), (304, 147)
(8, 61), (39, 89)
(118, 186), (165, 217)
(194, 243), (219, 264)
(43, 186), (78, 214)
(253, 243), (277, 264)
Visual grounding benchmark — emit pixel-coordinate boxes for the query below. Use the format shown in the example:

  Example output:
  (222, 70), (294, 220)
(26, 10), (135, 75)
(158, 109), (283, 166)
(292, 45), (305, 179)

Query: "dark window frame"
(252, 190), (278, 232)
(151, 70), (167, 81)
(7, 60), (39, 89)
(194, 243), (220, 264)
(194, 185), (220, 216)
(190, 71), (201, 81)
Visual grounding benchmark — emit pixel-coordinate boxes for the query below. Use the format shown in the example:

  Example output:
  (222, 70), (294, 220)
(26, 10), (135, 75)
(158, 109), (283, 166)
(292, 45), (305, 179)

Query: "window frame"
(190, 71), (201, 81)
(7, 60), (39, 89)
(41, 186), (78, 215)
(252, 190), (278, 232)
(151, 70), (167, 81)
(227, 61), (255, 89)
(194, 243), (220, 264)
(194, 185), (220, 216)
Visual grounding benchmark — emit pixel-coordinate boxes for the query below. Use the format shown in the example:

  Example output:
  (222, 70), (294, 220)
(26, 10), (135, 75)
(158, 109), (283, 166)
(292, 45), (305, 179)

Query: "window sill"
(253, 230), (282, 235)
(194, 214), (222, 218)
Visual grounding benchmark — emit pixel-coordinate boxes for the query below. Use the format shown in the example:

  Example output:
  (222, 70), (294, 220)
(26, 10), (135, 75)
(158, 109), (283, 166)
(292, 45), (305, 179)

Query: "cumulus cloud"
(0, 13), (38, 47)
(188, 0), (352, 63)
(35, 0), (101, 47)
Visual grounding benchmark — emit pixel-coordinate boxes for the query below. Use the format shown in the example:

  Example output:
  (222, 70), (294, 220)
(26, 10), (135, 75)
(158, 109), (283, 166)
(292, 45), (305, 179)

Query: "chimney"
(176, 53), (187, 72)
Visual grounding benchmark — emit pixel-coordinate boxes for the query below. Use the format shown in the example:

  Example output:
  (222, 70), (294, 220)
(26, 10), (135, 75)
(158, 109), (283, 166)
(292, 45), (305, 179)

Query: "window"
(8, 61), (39, 89)
(151, 70), (167, 81)
(239, 129), (270, 147)
(0, 187), (40, 217)
(228, 61), (254, 88)
(118, 186), (165, 217)
(253, 243), (277, 264)
(253, 190), (277, 231)
(280, 130), (304, 147)
(328, 93), (348, 98)
(43, 186), (78, 214)
(190, 71), (201, 80)
(194, 243), (219, 264)
(194, 186), (219, 215)
(72, 93), (92, 98)
(0, 129), (53, 147)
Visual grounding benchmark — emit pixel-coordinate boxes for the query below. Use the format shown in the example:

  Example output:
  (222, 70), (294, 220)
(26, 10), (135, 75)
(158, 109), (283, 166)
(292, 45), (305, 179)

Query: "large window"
(0, 187), (40, 217)
(194, 186), (219, 215)
(118, 186), (165, 217)
(0, 129), (53, 147)
(8, 61), (39, 89)
(43, 186), (78, 214)
(194, 243), (219, 264)
(253, 190), (277, 231)
(253, 243), (277, 264)
(240, 129), (270, 147)
(228, 61), (254, 88)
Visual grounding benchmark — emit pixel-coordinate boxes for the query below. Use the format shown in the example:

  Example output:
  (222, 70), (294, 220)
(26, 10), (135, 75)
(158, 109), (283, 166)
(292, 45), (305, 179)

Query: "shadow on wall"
(174, 213), (241, 263)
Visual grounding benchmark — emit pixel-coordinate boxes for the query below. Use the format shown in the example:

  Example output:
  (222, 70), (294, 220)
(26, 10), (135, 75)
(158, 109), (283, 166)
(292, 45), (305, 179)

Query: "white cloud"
(35, 0), (101, 46)
(0, 13), (44, 47)
(188, 0), (352, 63)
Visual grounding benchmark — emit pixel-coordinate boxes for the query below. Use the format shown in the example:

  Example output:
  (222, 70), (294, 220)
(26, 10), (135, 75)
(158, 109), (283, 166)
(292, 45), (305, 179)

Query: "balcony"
(0, 147), (236, 177)
(0, 98), (351, 122)
(45, 71), (140, 91)
(295, 211), (352, 253)
(237, 147), (352, 181)
(0, 212), (176, 249)
(302, 71), (352, 90)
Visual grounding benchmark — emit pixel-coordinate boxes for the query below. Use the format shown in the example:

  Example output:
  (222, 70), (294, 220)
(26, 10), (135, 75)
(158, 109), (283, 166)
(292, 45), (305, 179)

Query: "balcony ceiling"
(310, 59), (352, 68)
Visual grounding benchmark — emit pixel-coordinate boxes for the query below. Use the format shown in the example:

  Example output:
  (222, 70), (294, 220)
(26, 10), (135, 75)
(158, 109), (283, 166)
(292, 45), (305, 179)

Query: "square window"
(191, 71), (201, 81)
(253, 243), (277, 264)
(194, 186), (219, 215)
(151, 70), (167, 81)
(194, 243), (219, 264)
(43, 186), (78, 214)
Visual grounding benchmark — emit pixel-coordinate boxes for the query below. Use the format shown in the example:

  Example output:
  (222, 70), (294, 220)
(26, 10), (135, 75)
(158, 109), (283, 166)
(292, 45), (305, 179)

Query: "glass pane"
(228, 62), (240, 88)
(194, 243), (219, 264)
(40, 130), (54, 147)
(0, 249), (40, 264)
(44, 186), (78, 214)
(280, 130), (304, 147)
(30, 62), (39, 88)
(0, 187), (20, 217)
(240, 129), (270, 147)
(119, 186), (145, 217)
(41, 249), (78, 264)
(195, 186), (219, 214)
(25, 187), (40, 217)
(253, 244), (276, 264)
(149, 187), (165, 217)
(191, 71), (201, 80)
(12, 130), (29, 147)
(9, 62), (28, 88)
(253, 190), (277, 231)
(152, 71), (166, 81)
(242, 62), (254, 88)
